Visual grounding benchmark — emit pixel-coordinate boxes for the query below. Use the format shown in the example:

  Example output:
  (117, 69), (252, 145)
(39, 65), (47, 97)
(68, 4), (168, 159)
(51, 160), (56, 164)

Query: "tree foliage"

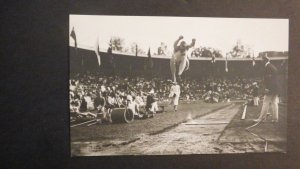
(110, 36), (125, 52)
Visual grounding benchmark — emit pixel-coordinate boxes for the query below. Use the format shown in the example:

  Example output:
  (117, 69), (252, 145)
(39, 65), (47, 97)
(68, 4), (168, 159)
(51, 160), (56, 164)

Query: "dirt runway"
(71, 102), (286, 156)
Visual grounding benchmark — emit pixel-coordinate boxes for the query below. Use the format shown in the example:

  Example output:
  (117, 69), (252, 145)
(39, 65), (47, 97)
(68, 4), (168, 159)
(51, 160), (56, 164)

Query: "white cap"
(127, 95), (133, 101)
(149, 89), (155, 94)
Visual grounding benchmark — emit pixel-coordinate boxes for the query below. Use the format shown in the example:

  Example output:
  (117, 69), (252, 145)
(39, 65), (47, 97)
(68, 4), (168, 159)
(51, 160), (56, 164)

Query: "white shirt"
(84, 96), (94, 109)
(265, 61), (270, 67)
(107, 96), (115, 105)
(173, 84), (180, 93)
(126, 95), (133, 102)
(170, 84), (180, 97)
(100, 85), (106, 92)
(127, 101), (138, 114)
(135, 96), (144, 106)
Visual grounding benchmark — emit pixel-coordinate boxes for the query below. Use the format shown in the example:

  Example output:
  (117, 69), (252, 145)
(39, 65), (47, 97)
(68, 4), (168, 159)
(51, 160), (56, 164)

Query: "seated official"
(146, 90), (158, 116)
(134, 91), (145, 107)
(94, 92), (106, 113)
(212, 92), (220, 103)
(70, 100), (80, 114)
(126, 95), (140, 116)
(73, 96), (96, 118)
(202, 90), (219, 103)
(93, 91), (110, 123)
(202, 90), (212, 103)
(105, 92), (117, 110)
(84, 93), (94, 111)
(79, 97), (87, 112)
(115, 93), (125, 108)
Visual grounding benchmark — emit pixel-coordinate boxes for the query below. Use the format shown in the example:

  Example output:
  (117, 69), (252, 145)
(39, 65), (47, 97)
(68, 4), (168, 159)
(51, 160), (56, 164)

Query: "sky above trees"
(69, 15), (288, 56)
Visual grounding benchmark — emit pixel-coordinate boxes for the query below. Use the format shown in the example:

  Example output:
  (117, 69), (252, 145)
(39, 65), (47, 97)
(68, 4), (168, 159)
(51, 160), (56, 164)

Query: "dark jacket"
(264, 62), (279, 95)
(146, 95), (155, 109)
(252, 86), (259, 97)
(79, 98), (87, 112)
(94, 96), (105, 108)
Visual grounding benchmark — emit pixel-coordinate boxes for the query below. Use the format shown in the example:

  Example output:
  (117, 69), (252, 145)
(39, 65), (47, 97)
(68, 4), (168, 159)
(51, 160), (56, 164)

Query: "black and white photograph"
(69, 15), (288, 156)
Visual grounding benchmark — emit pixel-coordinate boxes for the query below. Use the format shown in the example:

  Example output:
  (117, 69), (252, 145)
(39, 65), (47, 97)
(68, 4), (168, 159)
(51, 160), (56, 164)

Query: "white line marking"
(71, 119), (96, 128)
(183, 122), (229, 125)
(87, 122), (98, 126)
(241, 105), (247, 120)
(245, 121), (268, 152)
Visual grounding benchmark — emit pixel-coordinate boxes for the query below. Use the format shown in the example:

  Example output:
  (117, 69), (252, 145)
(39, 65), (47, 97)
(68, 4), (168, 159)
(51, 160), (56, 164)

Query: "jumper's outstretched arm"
(186, 39), (196, 49)
(174, 35), (184, 48)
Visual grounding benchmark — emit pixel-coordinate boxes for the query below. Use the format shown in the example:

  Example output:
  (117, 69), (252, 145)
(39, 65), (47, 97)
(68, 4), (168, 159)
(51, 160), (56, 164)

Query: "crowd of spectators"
(70, 71), (261, 116)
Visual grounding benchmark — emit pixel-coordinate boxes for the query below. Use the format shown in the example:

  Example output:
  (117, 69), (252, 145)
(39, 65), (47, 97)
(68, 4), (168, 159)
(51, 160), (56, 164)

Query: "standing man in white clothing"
(252, 82), (259, 106)
(254, 54), (279, 123)
(169, 82), (181, 112)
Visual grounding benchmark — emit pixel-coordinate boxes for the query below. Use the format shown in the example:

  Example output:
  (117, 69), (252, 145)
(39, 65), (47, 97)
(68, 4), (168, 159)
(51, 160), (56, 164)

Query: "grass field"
(218, 102), (287, 153)
(71, 101), (231, 142)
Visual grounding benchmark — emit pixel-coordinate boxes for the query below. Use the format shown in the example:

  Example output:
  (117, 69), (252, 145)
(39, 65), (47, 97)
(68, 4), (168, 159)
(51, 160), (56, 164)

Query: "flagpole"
(211, 54), (215, 103)
(225, 53), (228, 73)
(147, 47), (153, 80)
(70, 26), (81, 73)
(136, 44), (138, 56)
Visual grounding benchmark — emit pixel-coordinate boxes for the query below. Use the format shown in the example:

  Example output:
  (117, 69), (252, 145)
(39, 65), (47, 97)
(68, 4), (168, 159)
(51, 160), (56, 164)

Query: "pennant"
(70, 27), (77, 48)
(211, 54), (215, 63)
(147, 48), (153, 69)
(136, 44), (138, 56)
(70, 27), (82, 66)
(94, 37), (101, 66)
(252, 57), (256, 66)
(225, 55), (228, 72)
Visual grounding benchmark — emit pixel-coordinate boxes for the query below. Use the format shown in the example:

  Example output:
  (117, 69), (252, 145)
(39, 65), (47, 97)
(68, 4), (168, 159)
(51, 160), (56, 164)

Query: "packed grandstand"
(70, 72), (262, 113)
(69, 46), (287, 119)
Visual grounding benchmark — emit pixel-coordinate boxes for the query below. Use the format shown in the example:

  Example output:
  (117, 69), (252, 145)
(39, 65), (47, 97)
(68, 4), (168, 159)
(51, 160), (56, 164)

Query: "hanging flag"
(225, 55), (228, 72)
(107, 44), (114, 65)
(252, 56), (256, 66)
(70, 27), (83, 66)
(211, 54), (215, 63)
(94, 37), (101, 67)
(147, 48), (153, 69)
(136, 44), (138, 56)
(70, 27), (77, 48)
